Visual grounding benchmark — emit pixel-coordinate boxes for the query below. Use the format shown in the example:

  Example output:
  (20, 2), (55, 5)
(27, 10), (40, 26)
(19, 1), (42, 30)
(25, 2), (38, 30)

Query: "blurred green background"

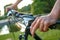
(0, 0), (60, 40)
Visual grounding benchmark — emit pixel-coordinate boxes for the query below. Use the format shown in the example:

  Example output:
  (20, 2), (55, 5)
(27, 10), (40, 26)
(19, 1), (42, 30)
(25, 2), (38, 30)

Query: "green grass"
(0, 29), (60, 40)
(36, 29), (60, 40)
(0, 31), (20, 40)
(0, 16), (7, 20)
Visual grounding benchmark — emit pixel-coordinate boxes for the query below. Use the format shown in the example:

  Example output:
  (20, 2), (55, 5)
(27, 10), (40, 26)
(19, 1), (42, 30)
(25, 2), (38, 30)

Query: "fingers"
(39, 19), (44, 31)
(30, 16), (51, 37)
(30, 17), (39, 33)
(31, 17), (39, 28)
(39, 20), (49, 32)
(43, 21), (49, 32)
(6, 7), (11, 12)
(31, 18), (40, 36)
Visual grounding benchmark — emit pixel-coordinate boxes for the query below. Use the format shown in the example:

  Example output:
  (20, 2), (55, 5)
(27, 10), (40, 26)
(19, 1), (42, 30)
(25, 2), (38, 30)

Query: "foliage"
(8, 24), (20, 32)
(19, 4), (31, 13)
(31, 0), (56, 15)
(0, 29), (60, 40)
(0, 31), (20, 40)
(0, 16), (7, 20)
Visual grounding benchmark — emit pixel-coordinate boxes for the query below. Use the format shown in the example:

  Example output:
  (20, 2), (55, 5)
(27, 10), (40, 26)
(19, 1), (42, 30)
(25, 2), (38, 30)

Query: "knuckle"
(40, 21), (43, 24)
(36, 17), (39, 20)
(31, 23), (34, 26)
(35, 17), (38, 21)
(44, 21), (48, 25)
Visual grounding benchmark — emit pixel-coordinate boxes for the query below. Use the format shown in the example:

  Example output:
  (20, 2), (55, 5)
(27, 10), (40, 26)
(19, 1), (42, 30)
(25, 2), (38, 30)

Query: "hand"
(6, 5), (17, 12)
(30, 14), (57, 36)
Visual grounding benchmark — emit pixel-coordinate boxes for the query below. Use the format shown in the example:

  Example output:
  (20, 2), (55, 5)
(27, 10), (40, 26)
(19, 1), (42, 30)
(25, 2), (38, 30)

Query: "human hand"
(30, 14), (57, 36)
(6, 5), (17, 12)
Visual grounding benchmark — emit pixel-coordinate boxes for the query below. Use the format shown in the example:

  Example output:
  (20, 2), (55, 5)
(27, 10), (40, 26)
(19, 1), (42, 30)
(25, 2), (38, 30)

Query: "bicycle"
(7, 9), (60, 40)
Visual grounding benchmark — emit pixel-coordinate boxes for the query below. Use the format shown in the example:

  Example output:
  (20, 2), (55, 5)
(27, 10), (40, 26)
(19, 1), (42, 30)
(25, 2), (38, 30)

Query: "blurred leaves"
(0, 16), (7, 20)
(8, 24), (20, 32)
(31, 0), (56, 15)
(18, 4), (31, 13)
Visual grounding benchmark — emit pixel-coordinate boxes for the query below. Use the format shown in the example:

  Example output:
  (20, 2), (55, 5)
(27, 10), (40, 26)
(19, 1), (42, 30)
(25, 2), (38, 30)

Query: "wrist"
(48, 12), (59, 19)
(10, 5), (17, 10)
(13, 0), (22, 6)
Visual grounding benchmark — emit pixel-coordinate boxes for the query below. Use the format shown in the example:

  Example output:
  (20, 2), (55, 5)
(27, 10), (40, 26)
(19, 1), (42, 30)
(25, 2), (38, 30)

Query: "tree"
(31, 0), (56, 15)
(19, 4), (31, 13)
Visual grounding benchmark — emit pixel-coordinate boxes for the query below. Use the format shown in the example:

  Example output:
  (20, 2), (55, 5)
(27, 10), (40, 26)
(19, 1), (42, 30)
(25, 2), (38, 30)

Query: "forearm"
(13, 0), (22, 6)
(50, 0), (60, 19)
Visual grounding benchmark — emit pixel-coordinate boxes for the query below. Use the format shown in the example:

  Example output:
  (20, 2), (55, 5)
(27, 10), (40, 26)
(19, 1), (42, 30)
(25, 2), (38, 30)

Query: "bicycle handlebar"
(7, 9), (60, 40)
(7, 9), (60, 29)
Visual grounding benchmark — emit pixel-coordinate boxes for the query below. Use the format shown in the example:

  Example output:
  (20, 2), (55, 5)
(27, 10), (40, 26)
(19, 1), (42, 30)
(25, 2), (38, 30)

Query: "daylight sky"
(0, 0), (33, 16)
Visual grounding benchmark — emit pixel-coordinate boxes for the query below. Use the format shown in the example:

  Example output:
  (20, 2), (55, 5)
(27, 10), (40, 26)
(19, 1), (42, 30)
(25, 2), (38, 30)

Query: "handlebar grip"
(55, 21), (60, 24)
(49, 21), (60, 29)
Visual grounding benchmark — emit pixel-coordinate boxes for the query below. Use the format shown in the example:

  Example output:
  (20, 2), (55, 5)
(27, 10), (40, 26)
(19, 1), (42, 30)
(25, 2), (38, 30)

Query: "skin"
(6, 0), (60, 37)
(30, 0), (60, 36)
(6, 0), (22, 12)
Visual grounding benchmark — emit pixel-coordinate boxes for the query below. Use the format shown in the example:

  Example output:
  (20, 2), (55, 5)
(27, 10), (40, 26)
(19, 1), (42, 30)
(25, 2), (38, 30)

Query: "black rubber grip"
(49, 21), (60, 29)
